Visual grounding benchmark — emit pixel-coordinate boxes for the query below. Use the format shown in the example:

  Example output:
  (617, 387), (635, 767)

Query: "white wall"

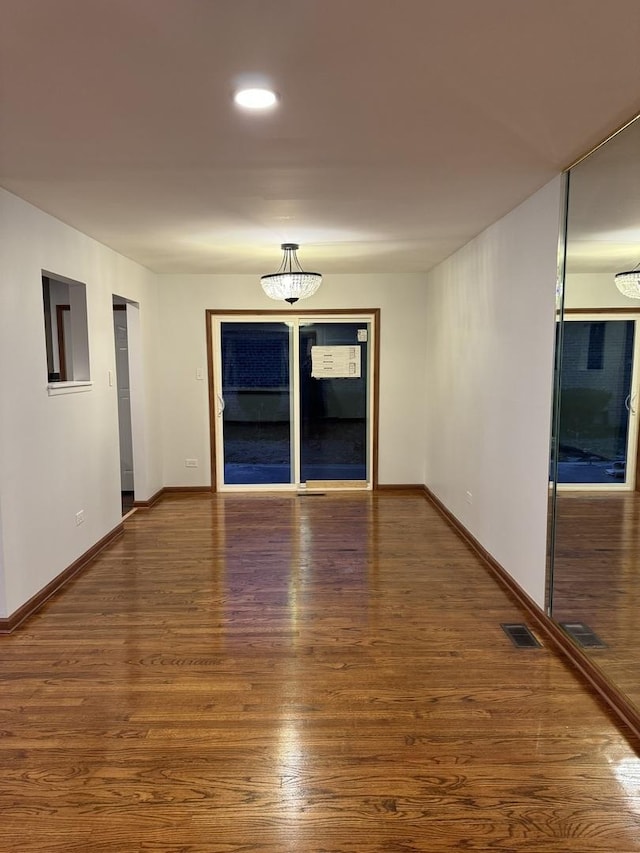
(156, 273), (428, 486)
(0, 188), (163, 618)
(423, 178), (563, 606)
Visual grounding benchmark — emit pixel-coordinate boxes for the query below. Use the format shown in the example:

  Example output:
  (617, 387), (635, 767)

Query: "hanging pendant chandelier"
(261, 243), (322, 304)
(615, 263), (640, 299)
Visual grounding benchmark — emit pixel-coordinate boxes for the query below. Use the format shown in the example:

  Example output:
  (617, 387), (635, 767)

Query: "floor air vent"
(560, 622), (606, 648)
(297, 492), (326, 497)
(501, 623), (542, 648)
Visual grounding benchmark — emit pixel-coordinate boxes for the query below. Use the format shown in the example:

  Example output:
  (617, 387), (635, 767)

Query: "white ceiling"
(1, 0), (640, 275)
(566, 115), (640, 274)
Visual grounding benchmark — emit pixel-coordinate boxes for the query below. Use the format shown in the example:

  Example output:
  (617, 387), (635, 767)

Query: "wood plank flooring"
(1, 491), (640, 852)
(552, 491), (640, 709)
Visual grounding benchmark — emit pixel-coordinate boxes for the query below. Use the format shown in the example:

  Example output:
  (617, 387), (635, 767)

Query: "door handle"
(631, 394), (637, 416)
(217, 394), (225, 417)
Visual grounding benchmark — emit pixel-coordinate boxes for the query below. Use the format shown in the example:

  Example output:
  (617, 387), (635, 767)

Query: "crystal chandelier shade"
(615, 267), (640, 299)
(261, 243), (322, 304)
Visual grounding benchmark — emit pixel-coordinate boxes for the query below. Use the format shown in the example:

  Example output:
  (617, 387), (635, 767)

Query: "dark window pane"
(299, 322), (368, 482)
(558, 320), (634, 484)
(221, 323), (291, 485)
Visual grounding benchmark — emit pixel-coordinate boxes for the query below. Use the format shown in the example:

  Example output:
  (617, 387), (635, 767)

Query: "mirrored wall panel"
(549, 115), (640, 710)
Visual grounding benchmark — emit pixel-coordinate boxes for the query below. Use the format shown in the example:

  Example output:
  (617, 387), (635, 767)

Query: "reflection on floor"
(3, 491), (640, 848)
(552, 490), (640, 709)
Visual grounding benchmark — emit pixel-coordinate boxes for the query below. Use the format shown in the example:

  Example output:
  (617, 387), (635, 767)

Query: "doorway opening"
(207, 310), (379, 491)
(113, 298), (135, 514)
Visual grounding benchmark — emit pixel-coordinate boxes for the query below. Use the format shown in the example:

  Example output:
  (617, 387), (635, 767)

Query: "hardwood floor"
(552, 490), (640, 711)
(1, 491), (640, 851)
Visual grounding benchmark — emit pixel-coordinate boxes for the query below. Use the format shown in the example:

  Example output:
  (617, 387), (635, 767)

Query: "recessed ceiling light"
(234, 88), (278, 110)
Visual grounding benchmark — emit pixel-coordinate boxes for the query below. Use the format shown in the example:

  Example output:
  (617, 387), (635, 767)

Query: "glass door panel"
(299, 322), (369, 483)
(219, 322), (292, 485)
(212, 314), (375, 490)
(557, 318), (636, 486)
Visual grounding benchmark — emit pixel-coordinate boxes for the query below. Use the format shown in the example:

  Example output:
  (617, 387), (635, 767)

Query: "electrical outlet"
(75, 510), (85, 526)
(465, 491), (473, 504)
(185, 458), (198, 468)
(195, 368), (204, 380)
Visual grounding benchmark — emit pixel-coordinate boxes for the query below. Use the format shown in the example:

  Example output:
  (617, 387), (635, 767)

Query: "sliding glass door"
(211, 314), (375, 490)
(556, 315), (640, 489)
